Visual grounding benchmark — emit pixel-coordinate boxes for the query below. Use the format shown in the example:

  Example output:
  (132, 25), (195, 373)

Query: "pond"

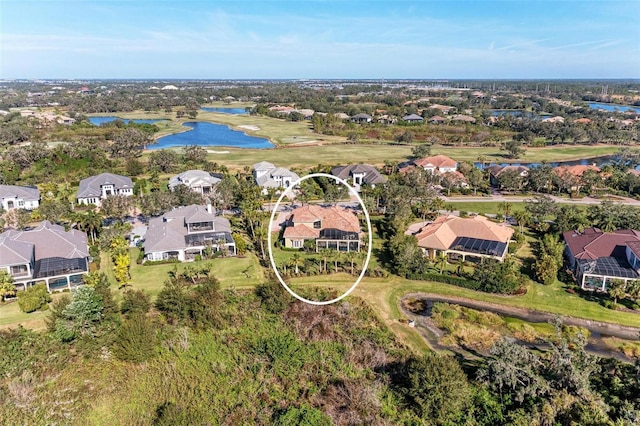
(473, 155), (629, 170)
(151, 121), (274, 149)
(200, 107), (248, 115)
(588, 102), (640, 114)
(88, 116), (167, 125)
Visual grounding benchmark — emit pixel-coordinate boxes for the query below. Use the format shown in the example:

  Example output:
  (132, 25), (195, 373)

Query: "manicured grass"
(288, 274), (640, 329)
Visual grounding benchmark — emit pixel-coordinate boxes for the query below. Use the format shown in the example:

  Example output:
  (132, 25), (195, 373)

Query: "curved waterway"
(400, 292), (640, 362)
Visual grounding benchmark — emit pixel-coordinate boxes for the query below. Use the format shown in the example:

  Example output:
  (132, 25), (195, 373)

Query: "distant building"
(350, 113), (373, 123)
(143, 205), (235, 262)
(253, 161), (300, 195)
(169, 170), (221, 196)
(76, 173), (134, 206)
(0, 185), (40, 210)
(487, 165), (529, 188)
(283, 204), (362, 252)
(0, 221), (89, 292)
(330, 164), (387, 191)
(402, 114), (424, 123)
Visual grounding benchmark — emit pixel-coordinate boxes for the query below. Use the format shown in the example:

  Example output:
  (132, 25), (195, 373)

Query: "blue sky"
(1, 0), (639, 79)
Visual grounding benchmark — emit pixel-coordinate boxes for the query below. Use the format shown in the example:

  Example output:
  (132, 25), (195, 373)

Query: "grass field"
(0, 248), (264, 331)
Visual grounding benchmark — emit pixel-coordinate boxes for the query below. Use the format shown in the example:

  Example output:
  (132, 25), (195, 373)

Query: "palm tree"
(477, 155), (488, 170)
(454, 258), (466, 276)
(499, 201), (512, 220)
(435, 252), (449, 275)
(320, 248), (331, 273)
(626, 280), (640, 303)
(608, 279), (627, 305)
(345, 250), (359, 276)
(291, 253), (301, 275)
(512, 210), (530, 233)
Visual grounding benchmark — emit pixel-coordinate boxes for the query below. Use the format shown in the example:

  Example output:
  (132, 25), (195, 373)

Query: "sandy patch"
(207, 150), (230, 154)
(238, 125), (260, 131)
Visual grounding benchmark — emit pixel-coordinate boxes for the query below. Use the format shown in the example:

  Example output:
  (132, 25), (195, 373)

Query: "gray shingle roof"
(77, 173), (133, 198)
(0, 220), (88, 261)
(331, 164), (387, 185)
(0, 185), (40, 201)
(168, 170), (221, 191)
(0, 236), (34, 265)
(144, 205), (232, 252)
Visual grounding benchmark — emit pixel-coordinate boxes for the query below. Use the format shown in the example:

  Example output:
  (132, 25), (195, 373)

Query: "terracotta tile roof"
(409, 215), (513, 251)
(563, 228), (640, 261)
(554, 164), (600, 177)
(283, 205), (360, 239)
(413, 155), (457, 170)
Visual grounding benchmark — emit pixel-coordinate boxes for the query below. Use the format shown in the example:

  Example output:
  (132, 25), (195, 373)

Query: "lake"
(588, 102), (640, 114)
(200, 107), (248, 115)
(474, 155), (628, 170)
(152, 121), (274, 149)
(88, 116), (167, 125)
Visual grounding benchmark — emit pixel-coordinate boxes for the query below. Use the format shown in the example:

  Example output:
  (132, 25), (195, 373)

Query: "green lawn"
(288, 274), (640, 329)
(0, 249), (264, 331)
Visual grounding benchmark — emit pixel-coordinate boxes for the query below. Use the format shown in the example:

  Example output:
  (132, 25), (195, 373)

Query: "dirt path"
(400, 292), (640, 341)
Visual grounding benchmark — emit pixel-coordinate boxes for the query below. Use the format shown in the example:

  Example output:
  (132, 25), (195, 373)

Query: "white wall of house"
(1, 197), (39, 210)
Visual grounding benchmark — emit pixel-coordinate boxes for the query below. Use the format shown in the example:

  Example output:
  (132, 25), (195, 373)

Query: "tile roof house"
(283, 204), (362, 252)
(143, 204), (235, 262)
(350, 113), (373, 123)
(330, 164), (387, 192)
(253, 161), (300, 195)
(0, 221), (89, 292)
(0, 184), (40, 210)
(406, 215), (514, 262)
(168, 170), (221, 195)
(563, 228), (640, 291)
(487, 165), (530, 188)
(77, 173), (134, 207)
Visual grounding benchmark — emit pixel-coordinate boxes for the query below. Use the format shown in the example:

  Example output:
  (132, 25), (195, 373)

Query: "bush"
(17, 284), (51, 313)
(121, 289), (151, 316)
(143, 258), (181, 266)
(406, 272), (482, 291)
(112, 314), (157, 363)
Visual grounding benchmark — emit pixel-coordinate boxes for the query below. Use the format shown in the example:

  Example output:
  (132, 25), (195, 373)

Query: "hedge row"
(406, 272), (482, 291)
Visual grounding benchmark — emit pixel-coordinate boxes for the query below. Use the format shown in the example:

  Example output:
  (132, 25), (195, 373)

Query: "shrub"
(17, 284), (51, 313)
(406, 272), (482, 291)
(273, 405), (332, 426)
(112, 314), (157, 363)
(121, 289), (151, 316)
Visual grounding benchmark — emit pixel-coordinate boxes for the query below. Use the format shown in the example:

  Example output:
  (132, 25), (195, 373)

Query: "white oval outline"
(267, 172), (373, 305)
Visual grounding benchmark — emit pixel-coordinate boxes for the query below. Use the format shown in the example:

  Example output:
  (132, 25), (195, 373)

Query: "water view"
(201, 107), (248, 114)
(152, 121), (274, 149)
(474, 154), (633, 170)
(88, 116), (167, 125)
(588, 102), (640, 114)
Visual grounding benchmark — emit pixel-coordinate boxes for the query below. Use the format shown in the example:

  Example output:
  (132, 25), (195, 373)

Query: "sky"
(1, 0), (639, 80)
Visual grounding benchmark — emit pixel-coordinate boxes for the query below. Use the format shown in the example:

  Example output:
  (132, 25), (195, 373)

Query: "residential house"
(253, 161), (300, 195)
(169, 170), (221, 196)
(283, 204), (362, 252)
(563, 227), (640, 291)
(77, 173), (134, 206)
(450, 114), (476, 124)
(143, 204), (235, 262)
(405, 154), (458, 174)
(427, 104), (456, 115)
(0, 184), (40, 210)
(428, 116), (446, 124)
(0, 221), (89, 292)
(350, 113), (373, 123)
(407, 215), (514, 262)
(541, 116), (565, 124)
(553, 164), (601, 193)
(487, 165), (529, 188)
(402, 114), (424, 123)
(330, 164), (387, 192)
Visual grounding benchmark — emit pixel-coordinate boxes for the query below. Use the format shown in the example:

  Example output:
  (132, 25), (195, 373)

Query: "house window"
(292, 240), (303, 248)
(313, 220), (321, 229)
(18, 200), (24, 207)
